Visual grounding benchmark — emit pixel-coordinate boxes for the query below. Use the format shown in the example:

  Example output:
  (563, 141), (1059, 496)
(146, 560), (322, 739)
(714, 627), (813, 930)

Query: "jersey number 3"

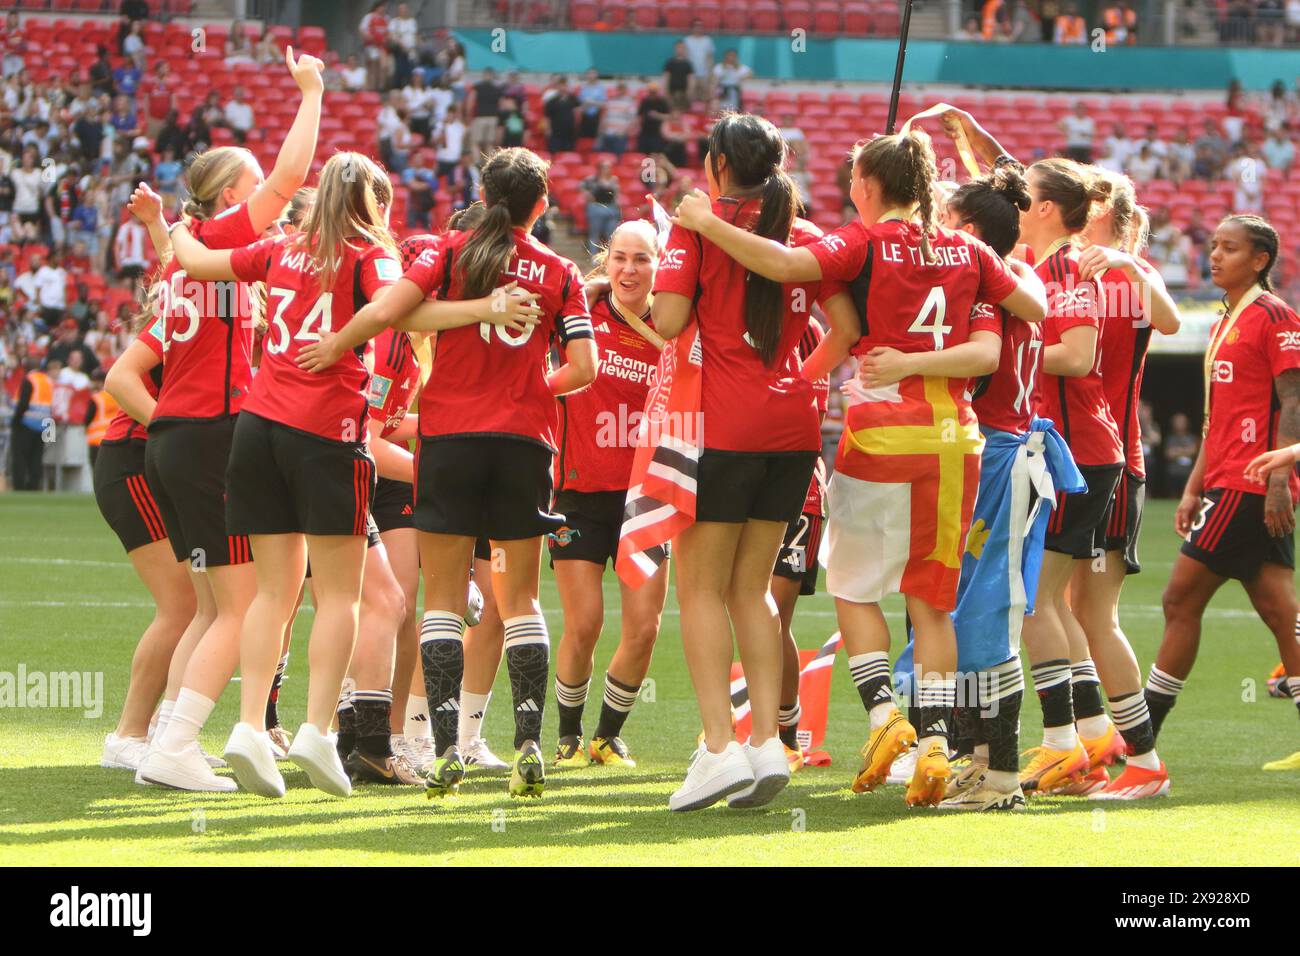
(266, 289), (334, 355)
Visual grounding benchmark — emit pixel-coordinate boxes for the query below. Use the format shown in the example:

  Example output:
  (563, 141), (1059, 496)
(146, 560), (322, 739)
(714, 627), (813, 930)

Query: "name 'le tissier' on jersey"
(653, 199), (833, 453)
(1033, 242), (1124, 467)
(1097, 260), (1155, 477)
(401, 227), (593, 452)
(556, 292), (659, 493)
(972, 303), (1043, 437)
(807, 218), (1016, 443)
(367, 327), (421, 440)
(229, 235), (401, 442)
(151, 201), (260, 424)
(103, 315), (165, 444)
(1203, 287), (1300, 500)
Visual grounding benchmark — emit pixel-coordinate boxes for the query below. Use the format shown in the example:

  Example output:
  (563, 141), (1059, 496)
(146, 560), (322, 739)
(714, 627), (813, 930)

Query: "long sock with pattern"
(849, 652), (895, 728)
(594, 672), (641, 740)
(1144, 665), (1184, 743)
(555, 675), (590, 739)
(982, 657), (1024, 775)
(1110, 690), (1159, 769)
(351, 689), (394, 759)
(420, 611), (465, 754)
(505, 615), (550, 749)
(335, 686), (356, 761)
(915, 676), (956, 751)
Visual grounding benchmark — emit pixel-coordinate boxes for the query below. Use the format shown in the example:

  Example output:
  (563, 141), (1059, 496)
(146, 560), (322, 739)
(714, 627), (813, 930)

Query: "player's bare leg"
(552, 558), (604, 766)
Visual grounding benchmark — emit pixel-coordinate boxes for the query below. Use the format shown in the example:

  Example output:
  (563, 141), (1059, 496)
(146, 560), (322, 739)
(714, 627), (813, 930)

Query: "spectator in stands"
(1226, 140), (1265, 213)
(13, 254), (41, 313)
(1126, 143), (1162, 183)
(89, 47), (114, 98)
(187, 89), (225, 151)
(46, 166), (79, 249)
(9, 352), (52, 490)
(444, 150), (481, 213)
(578, 68), (607, 140)
(1193, 117), (1228, 175)
(636, 82), (671, 155)
(956, 16), (983, 40)
(498, 95), (527, 149)
(360, 0), (391, 91)
(429, 75), (454, 127)
(223, 86), (254, 144)
(1134, 122), (1167, 160)
(1258, 0), (1287, 44)
(1138, 399), (1160, 478)
(1166, 126), (1194, 183)
(402, 151), (439, 229)
(141, 62), (176, 139)
(113, 53), (144, 101)
(9, 147), (43, 243)
(224, 24), (256, 66)
(1162, 413), (1199, 497)
(712, 49), (751, 113)
(467, 68), (503, 156)
(663, 42), (693, 111)
(2, 13), (23, 79)
(1145, 206), (1191, 287)
(338, 54), (368, 93)
(66, 281), (92, 331)
(542, 76), (579, 153)
(1100, 1), (1138, 44)
(594, 82), (635, 157)
(122, 21), (146, 60)
(444, 38), (467, 100)
(154, 147), (182, 197)
(0, 163), (14, 235)
(502, 70), (527, 110)
(154, 109), (188, 159)
(68, 181), (98, 260)
(403, 70), (436, 138)
(660, 108), (691, 168)
(378, 90), (409, 170)
(683, 20), (715, 107)
(1263, 126), (1296, 173)
(108, 94), (140, 142)
(1183, 205), (1211, 280)
(434, 103), (467, 179)
(581, 159), (621, 256)
(1288, 0), (1300, 42)
(1054, 1), (1087, 43)
(389, 2), (419, 88)
(46, 320), (96, 376)
(1058, 101), (1095, 163)
(1223, 79), (1247, 143)
(33, 252), (67, 329)
(254, 29), (281, 66)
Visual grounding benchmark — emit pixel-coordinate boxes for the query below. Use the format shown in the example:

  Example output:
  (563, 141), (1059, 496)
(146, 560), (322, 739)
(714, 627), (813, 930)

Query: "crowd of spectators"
(956, 0), (1140, 44)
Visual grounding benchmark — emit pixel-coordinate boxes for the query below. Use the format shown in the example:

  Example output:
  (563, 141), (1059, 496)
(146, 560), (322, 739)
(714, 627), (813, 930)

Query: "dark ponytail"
(948, 164), (1031, 258)
(457, 148), (549, 299)
(1222, 214), (1280, 292)
(707, 112), (797, 366)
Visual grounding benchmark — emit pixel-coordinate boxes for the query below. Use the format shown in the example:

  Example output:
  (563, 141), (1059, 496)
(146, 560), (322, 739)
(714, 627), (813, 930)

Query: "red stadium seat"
(663, 1), (692, 30)
(693, 2), (723, 30)
(812, 2), (842, 33)
(753, 1), (781, 32)
(843, 3), (872, 34)
(721, 7), (748, 31)
(571, 0), (599, 28)
(630, 1), (660, 29)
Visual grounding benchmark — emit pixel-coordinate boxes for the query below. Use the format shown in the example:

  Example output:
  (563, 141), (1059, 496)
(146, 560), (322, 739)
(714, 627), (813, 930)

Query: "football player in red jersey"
(1061, 172), (1183, 797)
(673, 126), (1046, 807)
(1153, 216), (1300, 780)
(769, 315), (830, 773)
(97, 313), (199, 774)
(127, 48), (325, 793)
(551, 219), (669, 770)
(654, 114), (856, 812)
(298, 147), (596, 799)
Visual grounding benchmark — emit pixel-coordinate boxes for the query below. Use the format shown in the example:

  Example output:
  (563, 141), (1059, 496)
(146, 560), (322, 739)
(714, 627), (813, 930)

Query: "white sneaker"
(727, 737), (791, 808)
(266, 725), (293, 760)
(101, 733), (149, 770)
(940, 776), (1027, 812)
(669, 741), (755, 812)
(288, 723), (352, 797)
(202, 749), (227, 769)
(136, 741), (238, 792)
(224, 723), (286, 798)
(405, 735), (437, 773)
(886, 746), (917, 785)
(461, 735), (509, 770)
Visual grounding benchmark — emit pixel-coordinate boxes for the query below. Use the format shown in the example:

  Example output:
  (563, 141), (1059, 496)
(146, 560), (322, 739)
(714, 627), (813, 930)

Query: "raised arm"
(941, 107), (1017, 169)
(245, 47), (325, 233)
(125, 182), (172, 263)
(671, 189), (823, 283)
(1076, 245), (1182, 335)
(167, 222), (237, 280)
(104, 337), (162, 426)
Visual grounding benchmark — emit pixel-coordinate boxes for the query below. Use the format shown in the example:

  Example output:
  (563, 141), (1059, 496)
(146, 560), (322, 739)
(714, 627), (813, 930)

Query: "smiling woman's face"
(606, 226), (656, 308)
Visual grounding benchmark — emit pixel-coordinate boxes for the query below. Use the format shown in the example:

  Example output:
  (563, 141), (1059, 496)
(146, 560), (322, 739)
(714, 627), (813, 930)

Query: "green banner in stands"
(456, 29), (1300, 91)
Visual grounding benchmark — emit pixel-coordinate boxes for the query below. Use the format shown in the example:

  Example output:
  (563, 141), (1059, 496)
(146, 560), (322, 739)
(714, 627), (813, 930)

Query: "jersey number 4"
(266, 289), (333, 355)
(907, 287), (953, 350)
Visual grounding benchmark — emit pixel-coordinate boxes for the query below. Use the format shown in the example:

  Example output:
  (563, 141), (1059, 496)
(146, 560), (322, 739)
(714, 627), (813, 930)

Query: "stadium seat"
(693, 2), (723, 30)
(812, 2), (842, 33)
(843, 3), (873, 34)
(630, 1), (659, 30)
(663, 1), (692, 30)
(571, 0), (599, 28)
(753, 1), (781, 32)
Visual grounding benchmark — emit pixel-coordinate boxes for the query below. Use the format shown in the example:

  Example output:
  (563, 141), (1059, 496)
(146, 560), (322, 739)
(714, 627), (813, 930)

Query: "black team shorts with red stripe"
(225, 411), (377, 538)
(1181, 486), (1295, 581)
(94, 438), (168, 554)
(1044, 462), (1123, 559)
(1101, 469), (1146, 574)
(146, 417), (251, 567)
(773, 511), (824, 596)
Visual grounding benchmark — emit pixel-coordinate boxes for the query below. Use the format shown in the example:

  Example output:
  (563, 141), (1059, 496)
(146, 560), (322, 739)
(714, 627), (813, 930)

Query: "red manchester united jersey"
(1203, 287), (1300, 499)
(151, 201), (260, 425)
(103, 315), (165, 444)
(230, 235), (401, 442)
(1033, 242), (1123, 467)
(654, 202), (831, 453)
(972, 304), (1042, 436)
(1097, 261), (1155, 477)
(367, 327), (421, 440)
(402, 227), (593, 451)
(556, 292), (660, 493)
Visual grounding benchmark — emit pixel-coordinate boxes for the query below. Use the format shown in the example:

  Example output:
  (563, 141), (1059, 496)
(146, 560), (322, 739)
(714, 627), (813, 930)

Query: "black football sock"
(777, 699), (802, 750)
(351, 689), (394, 760)
(1144, 665), (1184, 744)
(594, 672), (641, 741)
(982, 658), (1025, 774)
(1030, 659), (1074, 730)
(265, 652), (288, 729)
(335, 688), (356, 763)
(555, 675), (589, 739)
(504, 614), (550, 749)
(420, 611), (466, 755)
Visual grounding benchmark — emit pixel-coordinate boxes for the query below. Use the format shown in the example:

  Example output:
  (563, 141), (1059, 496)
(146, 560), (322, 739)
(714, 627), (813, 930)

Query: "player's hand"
(858, 347), (914, 388)
(1076, 244), (1133, 282)
(1245, 445), (1299, 485)
(126, 182), (164, 226)
(482, 281), (543, 331)
(295, 331), (344, 372)
(935, 105), (973, 141)
(1174, 492), (1200, 539)
(1263, 474), (1296, 538)
(672, 188), (713, 233)
(286, 45), (325, 95)
(584, 275), (611, 304)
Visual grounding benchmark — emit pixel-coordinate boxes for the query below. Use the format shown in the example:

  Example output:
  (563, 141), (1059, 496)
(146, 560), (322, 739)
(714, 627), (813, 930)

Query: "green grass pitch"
(0, 493), (1296, 866)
